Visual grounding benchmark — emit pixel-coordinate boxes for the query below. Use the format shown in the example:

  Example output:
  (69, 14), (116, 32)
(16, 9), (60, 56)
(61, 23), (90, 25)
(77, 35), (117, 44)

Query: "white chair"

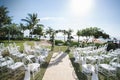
(24, 65), (30, 80)
(0, 57), (14, 67)
(0, 43), (6, 52)
(82, 57), (95, 75)
(82, 64), (95, 75)
(110, 57), (120, 68)
(33, 42), (41, 50)
(23, 42), (36, 55)
(1, 56), (25, 77)
(91, 64), (99, 80)
(98, 64), (116, 78)
(22, 56), (40, 79)
(35, 49), (49, 63)
(8, 44), (26, 60)
(86, 56), (96, 64)
(5, 57), (24, 71)
(73, 51), (80, 63)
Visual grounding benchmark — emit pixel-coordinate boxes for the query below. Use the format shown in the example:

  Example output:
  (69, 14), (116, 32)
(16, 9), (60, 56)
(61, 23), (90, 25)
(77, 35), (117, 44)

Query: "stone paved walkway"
(42, 52), (78, 80)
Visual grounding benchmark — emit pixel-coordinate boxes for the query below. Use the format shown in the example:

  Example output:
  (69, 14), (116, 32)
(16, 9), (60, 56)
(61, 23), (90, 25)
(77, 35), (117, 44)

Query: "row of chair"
(0, 42), (50, 80)
(72, 45), (120, 80)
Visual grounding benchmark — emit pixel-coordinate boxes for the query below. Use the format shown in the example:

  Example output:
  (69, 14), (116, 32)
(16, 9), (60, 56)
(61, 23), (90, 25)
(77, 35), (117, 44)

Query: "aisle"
(42, 52), (78, 80)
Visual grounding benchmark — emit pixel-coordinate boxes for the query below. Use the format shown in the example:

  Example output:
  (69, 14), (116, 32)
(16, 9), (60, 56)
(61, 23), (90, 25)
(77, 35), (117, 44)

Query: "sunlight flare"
(69, 0), (94, 17)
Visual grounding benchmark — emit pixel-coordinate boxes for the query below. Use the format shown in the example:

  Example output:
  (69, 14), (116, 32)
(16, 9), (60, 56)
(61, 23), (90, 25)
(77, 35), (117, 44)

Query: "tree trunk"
(85, 36), (90, 45)
(29, 29), (33, 40)
(51, 39), (55, 51)
(51, 33), (55, 51)
(66, 34), (71, 52)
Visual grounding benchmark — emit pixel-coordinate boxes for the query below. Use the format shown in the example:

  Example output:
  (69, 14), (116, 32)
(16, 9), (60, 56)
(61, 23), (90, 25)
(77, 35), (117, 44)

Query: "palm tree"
(21, 13), (40, 39)
(3, 23), (21, 42)
(51, 31), (55, 51)
(46, 27), (56, 51)
(20, 23), (27, 39)
(0, 6), (11, 40)
(0, 6), (11, 27)
(76, 30), (81, 43)
(20, 23), (27, 34)
(33, 24), (44, 40)
(66, 29), (73, 51)
(46, 27), (54, 40)
(10, 23), (17, 39)
(4, 24), (11, 42)
(67, 29), (73, 42)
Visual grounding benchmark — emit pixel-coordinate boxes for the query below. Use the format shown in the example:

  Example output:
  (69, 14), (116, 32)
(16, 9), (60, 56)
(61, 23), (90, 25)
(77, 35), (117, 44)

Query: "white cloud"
(40, 17), (65, 21)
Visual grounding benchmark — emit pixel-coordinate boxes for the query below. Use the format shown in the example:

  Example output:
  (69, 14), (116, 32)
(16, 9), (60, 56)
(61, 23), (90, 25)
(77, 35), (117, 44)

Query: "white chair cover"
(24, 66), (30, 80)
(91, 64), (99, 80)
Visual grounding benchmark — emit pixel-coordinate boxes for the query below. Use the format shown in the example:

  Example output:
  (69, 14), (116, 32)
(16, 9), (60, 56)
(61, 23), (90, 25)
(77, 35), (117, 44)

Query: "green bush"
(16, 36), (24, 40)
(107, 42), (116, 51)
(70, 41), (79, 47)
(94, 43), (103, 48)
(23, 37), (30, 40)
(63, 41), (68, 46)
(64, 41), (79, 47)
(55, 40), (64, 45)
(33, 37), (40, 41)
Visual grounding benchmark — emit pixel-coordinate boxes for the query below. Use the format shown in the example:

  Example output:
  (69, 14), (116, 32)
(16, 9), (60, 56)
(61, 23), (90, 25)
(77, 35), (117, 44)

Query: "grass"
(0, 40), (34, 80)
(69, 52), (87, 80)
(32, 46), (67, 80)
(0, 41), (42, 80)
(0, 69), (25, 80)
(32, 51), (53, 80)
(68, 49), (119, 80)
(0, 40), (68, 80)
(1, 40), (118, 80)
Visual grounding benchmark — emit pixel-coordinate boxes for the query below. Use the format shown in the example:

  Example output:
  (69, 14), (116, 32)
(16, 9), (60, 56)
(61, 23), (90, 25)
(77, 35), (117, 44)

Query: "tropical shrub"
(106, 42), (116, 51)
(55, 40), (64, 45)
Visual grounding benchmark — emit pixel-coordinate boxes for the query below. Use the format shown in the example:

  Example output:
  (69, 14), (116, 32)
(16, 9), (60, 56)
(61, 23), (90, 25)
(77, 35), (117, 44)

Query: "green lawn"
(69, 52), (87, 80)
(0, 41), (35, 80)
(68, 50), (118, 80)
(0, 40), (68, 80)
(32, 46), (67, 80)
(1, 40), (118, 80)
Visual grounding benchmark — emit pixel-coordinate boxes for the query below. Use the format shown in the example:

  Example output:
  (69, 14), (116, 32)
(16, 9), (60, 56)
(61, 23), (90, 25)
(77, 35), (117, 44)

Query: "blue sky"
(0, 0), (120, 39)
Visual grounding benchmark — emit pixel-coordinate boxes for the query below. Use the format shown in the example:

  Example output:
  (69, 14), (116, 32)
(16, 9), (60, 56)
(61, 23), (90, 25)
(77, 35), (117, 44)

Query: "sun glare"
(69, 0), (94, 17)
